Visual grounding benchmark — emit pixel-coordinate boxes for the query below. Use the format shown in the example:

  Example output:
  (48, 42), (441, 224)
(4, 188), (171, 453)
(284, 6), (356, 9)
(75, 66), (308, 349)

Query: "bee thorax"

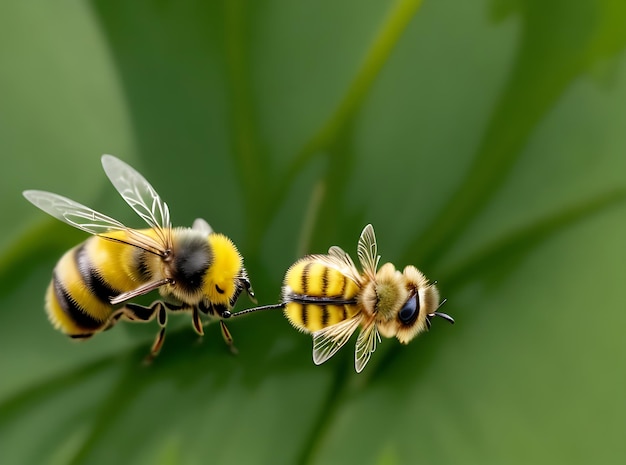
(372, 263), (407, 318)
(374, 281), (403, 318)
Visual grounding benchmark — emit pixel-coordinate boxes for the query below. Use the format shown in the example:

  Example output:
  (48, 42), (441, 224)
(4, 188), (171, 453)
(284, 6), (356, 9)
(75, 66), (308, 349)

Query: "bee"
(23, 155), (254, 360)
(233, 224), (453, 372)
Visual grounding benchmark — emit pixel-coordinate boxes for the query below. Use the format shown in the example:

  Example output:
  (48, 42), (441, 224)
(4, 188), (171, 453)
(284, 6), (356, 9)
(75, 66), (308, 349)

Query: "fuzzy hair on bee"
(231, 224), (453, 373)
(24, 155), (255, 360)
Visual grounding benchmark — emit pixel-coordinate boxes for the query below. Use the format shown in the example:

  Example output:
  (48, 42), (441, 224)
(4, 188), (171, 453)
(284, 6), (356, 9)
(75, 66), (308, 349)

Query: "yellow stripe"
(327, 304), (359, 325)
(87, 233), (151, 292)
(45, 282), (92, 335)
(342, 278), (360, 300)
(54, 247), (112, 322)
(303, 304), (324, 332)
(285, 260), (308, 294)
(284, 301), (361, 333)
(284, 302), (306, 331)
(45, 229), (167, 336)
(285, 258), (362, 299)
(304, 262), (326, 295)
(325, 269), (346, 296)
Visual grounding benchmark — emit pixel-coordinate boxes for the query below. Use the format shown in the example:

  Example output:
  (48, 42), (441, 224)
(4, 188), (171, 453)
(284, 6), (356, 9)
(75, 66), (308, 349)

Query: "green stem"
(440, 188), (626, 289)
(369, 188), (626, 380)
(293, 1), (427, 461)
(222, 0), (269, 250)
(262, 0), (425, 246)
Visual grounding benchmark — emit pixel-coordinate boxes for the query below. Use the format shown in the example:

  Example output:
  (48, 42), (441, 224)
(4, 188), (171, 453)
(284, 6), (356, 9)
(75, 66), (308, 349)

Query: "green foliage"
(1, 0), (626, 464)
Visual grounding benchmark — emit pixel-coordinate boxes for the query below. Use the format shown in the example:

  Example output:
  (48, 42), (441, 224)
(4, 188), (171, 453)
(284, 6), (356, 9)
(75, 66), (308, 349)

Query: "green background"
(1, 1), (625, 464)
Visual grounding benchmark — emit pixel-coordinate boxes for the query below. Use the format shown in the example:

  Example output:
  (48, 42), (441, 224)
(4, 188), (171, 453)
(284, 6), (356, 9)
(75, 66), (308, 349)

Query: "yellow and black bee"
(23, 155), (254, 359)
(233, 224), (453, 372)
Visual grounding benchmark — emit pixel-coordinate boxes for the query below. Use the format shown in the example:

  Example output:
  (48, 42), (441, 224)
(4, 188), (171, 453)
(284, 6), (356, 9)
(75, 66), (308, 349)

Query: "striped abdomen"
(46, 231), (161, 338)
(283, 258), (361, 333)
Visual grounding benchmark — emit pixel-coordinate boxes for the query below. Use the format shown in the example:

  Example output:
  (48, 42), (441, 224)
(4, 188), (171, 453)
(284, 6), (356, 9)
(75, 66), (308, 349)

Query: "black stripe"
(339, 274), (346, 297)
(321, 305), (329, 327)
(52, 272), (103, 330)
(75, 243), (120, 303)
(134, 248), (152, 281)
(290, 294), (357, 305)
(301, 262), (312, 294)
(321, 267), (329, 296)
(301, 304), (308, 328)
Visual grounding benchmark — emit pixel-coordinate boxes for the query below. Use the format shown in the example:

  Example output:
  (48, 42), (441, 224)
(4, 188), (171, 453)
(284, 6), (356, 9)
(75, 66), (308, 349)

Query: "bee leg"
(108, 301), (187, 362)
(192, 306), (204, 336)
(143, 303), (168, 364)
(219, 320), (238, 355)
(110, 302), (162, 324)
(113, 301), (168, 363)
(104, 303), (156, 332)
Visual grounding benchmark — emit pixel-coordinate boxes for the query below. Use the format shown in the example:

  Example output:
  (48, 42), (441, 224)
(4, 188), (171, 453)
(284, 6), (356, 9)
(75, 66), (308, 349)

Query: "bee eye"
(215, 284), (225, 294)
(398, 294), (419, 325)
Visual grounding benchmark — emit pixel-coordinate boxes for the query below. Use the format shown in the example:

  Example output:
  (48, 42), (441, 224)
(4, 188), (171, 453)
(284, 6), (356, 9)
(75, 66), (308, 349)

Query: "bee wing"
(312, 315), (362, 365)
(357, 224), (380, 281)
(24, 190), (128, 234)
(101, 155), (172, 248)
(312, 245), (362, 285)
(328, 245), (357, 270)
(192, 218), (213, 235)
(23, 190), (168, 256)
(354, 316), (381, 373)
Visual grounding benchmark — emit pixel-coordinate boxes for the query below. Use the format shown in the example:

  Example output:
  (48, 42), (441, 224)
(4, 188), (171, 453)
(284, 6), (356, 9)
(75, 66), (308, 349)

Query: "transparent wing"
(328, 245), (359, 277)
(311, 246), (363, 285)
(192, 218), (213, 235)
(312, 315), (362, 365)
(24, 190), (130, 235)
(23, 190), (168, 256)
(101, 155), (172, 247)
(354, 317), (381, 373)
(357, 224), (380, 280)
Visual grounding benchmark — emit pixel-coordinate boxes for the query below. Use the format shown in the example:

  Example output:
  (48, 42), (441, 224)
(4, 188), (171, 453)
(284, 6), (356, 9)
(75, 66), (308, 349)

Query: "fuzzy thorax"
(371, 263), (409, 319)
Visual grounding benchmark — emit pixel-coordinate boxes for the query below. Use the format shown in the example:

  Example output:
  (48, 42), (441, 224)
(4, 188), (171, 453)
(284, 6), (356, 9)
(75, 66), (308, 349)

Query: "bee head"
(377, 265), (442, 344)
(203, 233), (244, 307)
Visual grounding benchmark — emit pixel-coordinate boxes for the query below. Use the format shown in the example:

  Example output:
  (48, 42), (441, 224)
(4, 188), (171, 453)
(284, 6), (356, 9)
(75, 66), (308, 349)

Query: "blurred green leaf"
(1, 0), (625, 464)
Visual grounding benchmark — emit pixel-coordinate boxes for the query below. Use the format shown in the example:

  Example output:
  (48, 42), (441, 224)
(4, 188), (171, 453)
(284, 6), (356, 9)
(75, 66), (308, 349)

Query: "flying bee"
(23, 155), (255, 360)
(233, 224), (453, 372)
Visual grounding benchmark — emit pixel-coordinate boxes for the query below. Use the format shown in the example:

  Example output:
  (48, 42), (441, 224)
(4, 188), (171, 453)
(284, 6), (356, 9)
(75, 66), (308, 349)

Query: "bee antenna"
(227, 303), (285, 319)
(427, 311), (455, 325)
(427, 299), (454, 324)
